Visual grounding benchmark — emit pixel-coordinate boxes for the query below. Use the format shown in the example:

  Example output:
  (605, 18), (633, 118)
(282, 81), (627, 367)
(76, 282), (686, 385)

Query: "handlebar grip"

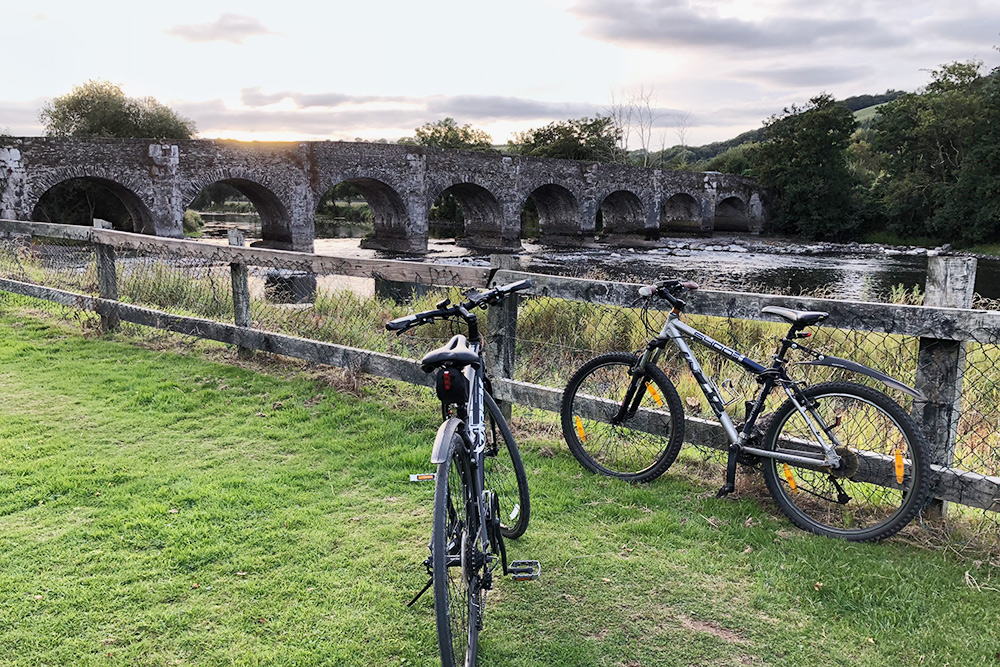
(385, 314), (418, 331)
(680, 280), (699, 291)
(638, 284), (658, 298)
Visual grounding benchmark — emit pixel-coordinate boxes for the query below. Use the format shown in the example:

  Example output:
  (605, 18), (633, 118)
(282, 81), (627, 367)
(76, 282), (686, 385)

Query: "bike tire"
(483, 392), (530, 539)
(760, 381), (930, 542)
(432, 432), (480, 667)
(561, 352), (685, 482)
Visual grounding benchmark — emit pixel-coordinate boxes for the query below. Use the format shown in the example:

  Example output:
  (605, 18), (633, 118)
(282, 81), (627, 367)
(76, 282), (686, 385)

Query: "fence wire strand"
(1, 231), (999, 540)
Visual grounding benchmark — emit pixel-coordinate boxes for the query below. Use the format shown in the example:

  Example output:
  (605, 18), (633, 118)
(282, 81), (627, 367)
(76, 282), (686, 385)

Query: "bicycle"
(387, 279), (539, 667)
(561, 279), (931, 542)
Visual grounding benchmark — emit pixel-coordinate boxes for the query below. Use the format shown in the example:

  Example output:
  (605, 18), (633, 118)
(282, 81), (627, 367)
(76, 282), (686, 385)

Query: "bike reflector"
(410, 473), (436, 482)
(783, 464), (798, 494)
(645, 381), (664, 407)
(574, 415), (587, 443)
(894, 448), (905, 484)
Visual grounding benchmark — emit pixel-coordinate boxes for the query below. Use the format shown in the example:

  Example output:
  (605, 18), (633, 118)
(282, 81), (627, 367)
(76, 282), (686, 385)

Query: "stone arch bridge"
(0, 137), (767, 253)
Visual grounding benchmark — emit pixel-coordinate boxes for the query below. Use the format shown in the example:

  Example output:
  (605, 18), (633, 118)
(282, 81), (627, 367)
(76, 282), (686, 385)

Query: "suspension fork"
(611, 346), (662, 424)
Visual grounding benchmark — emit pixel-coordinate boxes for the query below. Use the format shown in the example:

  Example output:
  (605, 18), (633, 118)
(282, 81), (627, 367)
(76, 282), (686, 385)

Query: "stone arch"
(184, 176), (291, 248)
(323, 177), (408, 246)
(715, 195), (750, 231)
(30, 176), (154, 233)
(427, 182), (504, 249)
(520, 184), (579, 239)
(597, 189), (646, 238)
(661, 192), (702, 233)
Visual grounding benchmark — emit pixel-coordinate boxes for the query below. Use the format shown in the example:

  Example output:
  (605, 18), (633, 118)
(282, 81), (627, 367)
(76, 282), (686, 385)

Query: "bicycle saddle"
(420, 334), (481, 372)
(761, 306), (829, 326)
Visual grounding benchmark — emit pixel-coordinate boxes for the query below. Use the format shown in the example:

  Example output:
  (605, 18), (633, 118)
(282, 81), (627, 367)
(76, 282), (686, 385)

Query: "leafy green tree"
(871, 61), (995, 243)
(750, 94), (859, 239)
(508, 116), (622, 162)
(399, 118), (494, 151)
(39, 80), (196, 140)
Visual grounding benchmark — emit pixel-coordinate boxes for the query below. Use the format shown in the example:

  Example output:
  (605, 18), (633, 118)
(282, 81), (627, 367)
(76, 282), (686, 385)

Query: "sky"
(3, 0), (999, 148)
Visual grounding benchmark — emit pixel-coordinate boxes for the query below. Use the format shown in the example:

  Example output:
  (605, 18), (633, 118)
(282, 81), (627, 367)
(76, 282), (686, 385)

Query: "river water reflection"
(310, 235), (1000, 302)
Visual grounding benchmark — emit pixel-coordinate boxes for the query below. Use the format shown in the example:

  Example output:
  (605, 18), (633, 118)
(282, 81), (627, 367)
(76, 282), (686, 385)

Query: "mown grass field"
(1, 301), (999, 667)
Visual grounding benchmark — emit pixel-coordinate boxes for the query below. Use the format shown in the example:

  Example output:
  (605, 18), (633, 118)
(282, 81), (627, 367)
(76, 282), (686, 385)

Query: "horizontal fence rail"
(1, 219), (999, 524)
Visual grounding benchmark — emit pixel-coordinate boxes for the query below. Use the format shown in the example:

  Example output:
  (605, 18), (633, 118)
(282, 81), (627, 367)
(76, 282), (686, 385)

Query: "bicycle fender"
(431, 418), (465, 465)
(799, 355), (926, 400)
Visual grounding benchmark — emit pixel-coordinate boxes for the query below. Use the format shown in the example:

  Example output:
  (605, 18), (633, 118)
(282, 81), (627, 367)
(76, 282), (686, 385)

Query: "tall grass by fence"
(2, 219), (999, 540)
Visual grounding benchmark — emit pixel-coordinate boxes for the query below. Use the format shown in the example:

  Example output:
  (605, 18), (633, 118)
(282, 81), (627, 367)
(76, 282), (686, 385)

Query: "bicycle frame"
(638, 311), (847, 472)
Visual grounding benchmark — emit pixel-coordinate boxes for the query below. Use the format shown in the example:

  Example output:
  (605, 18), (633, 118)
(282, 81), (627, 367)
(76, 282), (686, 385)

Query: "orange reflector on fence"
(574, 416), (587, 444)
(783, 464), (798, 494)
(645, 381), (664, 407)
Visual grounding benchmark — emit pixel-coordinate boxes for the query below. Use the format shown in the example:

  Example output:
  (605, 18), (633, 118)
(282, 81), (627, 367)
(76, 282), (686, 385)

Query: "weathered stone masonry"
(1, 137), (768, 253)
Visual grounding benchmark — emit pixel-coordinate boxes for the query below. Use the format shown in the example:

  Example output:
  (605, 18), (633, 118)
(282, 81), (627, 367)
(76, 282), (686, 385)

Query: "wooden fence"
(1, 219), (998, 517)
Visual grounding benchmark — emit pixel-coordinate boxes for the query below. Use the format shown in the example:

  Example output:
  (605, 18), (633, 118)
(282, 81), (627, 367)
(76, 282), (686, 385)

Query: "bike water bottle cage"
(420, 334), (481, 373)
(761, 306), (829, 327)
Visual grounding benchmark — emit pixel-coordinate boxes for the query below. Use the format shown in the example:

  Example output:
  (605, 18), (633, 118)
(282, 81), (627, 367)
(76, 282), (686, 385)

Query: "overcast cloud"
(3, 1), (998, 146)
(165, 13), (278, 45)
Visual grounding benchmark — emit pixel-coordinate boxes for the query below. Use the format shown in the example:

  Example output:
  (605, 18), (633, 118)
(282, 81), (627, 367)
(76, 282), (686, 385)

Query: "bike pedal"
(508, 560), (541, 581)
(409, 473), (436, 482)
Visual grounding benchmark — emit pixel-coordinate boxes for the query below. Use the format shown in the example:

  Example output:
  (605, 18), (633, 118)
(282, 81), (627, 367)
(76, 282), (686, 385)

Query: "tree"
(508, 116), (622, 162)
(39, 80), (196, 140)
(606, 86), (659, 165)
(399, 118), (495, 151)
(870, 61), (995, 244)
(750, 94), (859, 239)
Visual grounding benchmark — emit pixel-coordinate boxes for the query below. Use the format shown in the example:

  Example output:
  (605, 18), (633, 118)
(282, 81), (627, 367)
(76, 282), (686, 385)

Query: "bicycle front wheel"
(483, 392), (530, 539)
(761, 381), (930, 542)
(561, 352), (685, 482)
(432, 433), (480, 667)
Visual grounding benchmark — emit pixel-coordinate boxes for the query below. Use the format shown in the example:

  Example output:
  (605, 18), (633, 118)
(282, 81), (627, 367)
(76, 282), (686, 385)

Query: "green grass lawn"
(1, 303), (999, 666)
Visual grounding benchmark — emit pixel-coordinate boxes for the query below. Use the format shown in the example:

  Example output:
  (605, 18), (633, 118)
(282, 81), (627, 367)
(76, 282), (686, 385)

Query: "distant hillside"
(665, 89), (908, 165)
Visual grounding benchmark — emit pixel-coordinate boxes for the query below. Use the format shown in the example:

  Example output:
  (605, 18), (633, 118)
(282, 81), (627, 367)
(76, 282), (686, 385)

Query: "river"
(307, 234), (1000, 302)
(201, 216), (998, 302)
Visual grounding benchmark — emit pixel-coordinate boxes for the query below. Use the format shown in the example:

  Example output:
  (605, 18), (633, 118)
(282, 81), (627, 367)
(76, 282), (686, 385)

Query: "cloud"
(240, 88), (412, 109)
(738, 65), (872, 88)
(0, 99), (46, 135)
(427, 95), (598, 120)
(166, 14), (278, 45)
(571, 0), (904, 52)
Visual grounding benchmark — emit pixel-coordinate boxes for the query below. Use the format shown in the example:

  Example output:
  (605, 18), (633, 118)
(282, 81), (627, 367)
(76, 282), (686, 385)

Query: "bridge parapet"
(0, 137), (769, 253)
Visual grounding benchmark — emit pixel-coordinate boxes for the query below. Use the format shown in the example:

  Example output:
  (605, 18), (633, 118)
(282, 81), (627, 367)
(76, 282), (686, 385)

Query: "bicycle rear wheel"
(432, 433), (480, 667)
(561, 352), (685, 482)
(761, 381), (930, 542)
(483, 392), (530, 539)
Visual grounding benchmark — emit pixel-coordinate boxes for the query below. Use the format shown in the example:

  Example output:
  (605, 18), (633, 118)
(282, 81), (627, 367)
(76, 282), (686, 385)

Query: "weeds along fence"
(2, 219), (1000, 536)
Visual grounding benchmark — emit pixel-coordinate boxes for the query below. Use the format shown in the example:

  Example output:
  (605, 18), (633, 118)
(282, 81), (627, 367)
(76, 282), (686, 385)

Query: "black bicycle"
(561, 279), (931, 542)
(388, 279), (538, 667)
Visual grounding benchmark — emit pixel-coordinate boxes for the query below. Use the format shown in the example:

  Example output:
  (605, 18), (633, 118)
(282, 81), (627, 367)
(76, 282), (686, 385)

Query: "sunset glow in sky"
(4, 0), (998, 147)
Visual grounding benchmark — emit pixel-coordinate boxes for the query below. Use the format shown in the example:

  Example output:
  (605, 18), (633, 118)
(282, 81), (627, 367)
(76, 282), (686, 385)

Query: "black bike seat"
(420, 334), (480, 372)
(761, 306), (829, 326)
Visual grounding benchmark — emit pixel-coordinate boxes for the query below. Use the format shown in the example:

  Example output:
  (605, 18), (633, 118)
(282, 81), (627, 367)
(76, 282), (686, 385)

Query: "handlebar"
(638, 279), (699, 309)
(385, 279), (532, 336)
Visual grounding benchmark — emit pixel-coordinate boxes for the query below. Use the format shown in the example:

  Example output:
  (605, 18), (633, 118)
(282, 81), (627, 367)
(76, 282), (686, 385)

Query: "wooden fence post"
(486, 254), (519, 420)
(93, 220), (119, 332)
(913, 255), (977, 519)
(228, 229), (253, 358)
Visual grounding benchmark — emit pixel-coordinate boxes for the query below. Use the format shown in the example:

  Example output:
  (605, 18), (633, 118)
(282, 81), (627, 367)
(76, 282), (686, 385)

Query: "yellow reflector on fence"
(894, 447), (905, 484)
(783, 464), (798, 494)
(574, 416), (587, 444)
(645, 381), (664, 406)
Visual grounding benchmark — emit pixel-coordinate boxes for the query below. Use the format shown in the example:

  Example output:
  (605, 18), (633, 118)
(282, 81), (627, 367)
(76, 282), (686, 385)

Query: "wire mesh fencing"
(1, 221), (1000, 542)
